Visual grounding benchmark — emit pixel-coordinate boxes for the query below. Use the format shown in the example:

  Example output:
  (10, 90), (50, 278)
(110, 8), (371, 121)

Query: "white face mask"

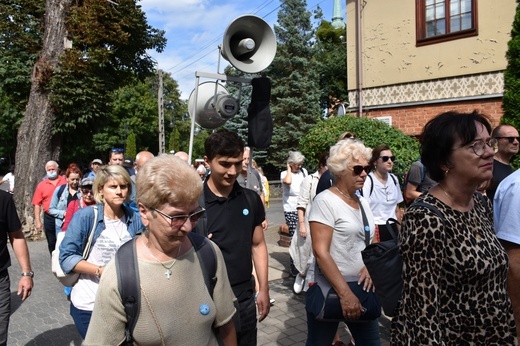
(46, 171), (58, 179)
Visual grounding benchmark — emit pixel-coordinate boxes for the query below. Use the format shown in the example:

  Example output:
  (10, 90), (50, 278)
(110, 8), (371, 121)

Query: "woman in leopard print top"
(391, 111), (517, 345)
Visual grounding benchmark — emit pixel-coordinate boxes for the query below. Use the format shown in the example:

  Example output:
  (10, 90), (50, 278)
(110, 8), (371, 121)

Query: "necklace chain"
(438, 184), (455, 206)
(334, 186), (356, 201)
(141, 237), (181, 279)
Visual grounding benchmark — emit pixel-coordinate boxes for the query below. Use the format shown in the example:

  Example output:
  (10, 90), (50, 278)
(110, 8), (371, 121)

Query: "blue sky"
(140, 0), (339, 99)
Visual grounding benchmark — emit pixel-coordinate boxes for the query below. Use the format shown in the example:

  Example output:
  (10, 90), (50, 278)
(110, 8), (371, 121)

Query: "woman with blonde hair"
(59, 164), (143, 339)
(306, 139), (380, 346)
(85, 155), (237, 345)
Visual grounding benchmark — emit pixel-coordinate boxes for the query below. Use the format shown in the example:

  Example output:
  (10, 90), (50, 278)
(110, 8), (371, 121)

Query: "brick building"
(345, 0), (516, 136)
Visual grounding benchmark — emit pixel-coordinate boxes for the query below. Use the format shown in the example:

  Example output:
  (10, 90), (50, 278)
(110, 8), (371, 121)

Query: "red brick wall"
(355, 98), (504, 136)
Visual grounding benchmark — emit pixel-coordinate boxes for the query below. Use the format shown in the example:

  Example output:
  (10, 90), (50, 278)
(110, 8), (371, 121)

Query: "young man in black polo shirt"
(200, 129), (270, 346)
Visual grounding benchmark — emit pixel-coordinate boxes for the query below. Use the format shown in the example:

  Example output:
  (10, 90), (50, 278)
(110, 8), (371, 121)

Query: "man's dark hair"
(420, 110), (492, 182)
(204, 129), (245, 161)
(491, 124), (515, 138)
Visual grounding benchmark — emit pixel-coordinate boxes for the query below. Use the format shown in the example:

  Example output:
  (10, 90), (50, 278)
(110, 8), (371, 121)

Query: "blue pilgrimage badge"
(364, 226), (370, 232)
(243, 208), (249, 216)
(200, 304), (210, 315)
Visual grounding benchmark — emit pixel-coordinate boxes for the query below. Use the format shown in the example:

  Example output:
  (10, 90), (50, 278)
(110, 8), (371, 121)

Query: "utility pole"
(158, 69), (165, 154)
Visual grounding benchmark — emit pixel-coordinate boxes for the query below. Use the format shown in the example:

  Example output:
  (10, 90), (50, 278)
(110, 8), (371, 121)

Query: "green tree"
(125, 131), (137, 161)
(0, 0), (44, 161)
(315, 20), (348, 114)
(502, 0), (520, 168)
(300, 115), (420, 179)
(265, 0), (322, 169)
(12, 0), (166, 225)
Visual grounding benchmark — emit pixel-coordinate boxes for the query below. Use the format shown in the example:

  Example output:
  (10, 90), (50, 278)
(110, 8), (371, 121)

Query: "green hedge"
(300, 115), (421, 181)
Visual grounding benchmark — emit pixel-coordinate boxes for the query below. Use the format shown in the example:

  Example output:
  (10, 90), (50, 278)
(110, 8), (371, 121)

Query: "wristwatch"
(21, 272), (34, 278)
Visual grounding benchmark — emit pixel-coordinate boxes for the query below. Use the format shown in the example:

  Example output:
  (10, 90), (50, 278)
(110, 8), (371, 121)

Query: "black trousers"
(44, 213), (57, 255)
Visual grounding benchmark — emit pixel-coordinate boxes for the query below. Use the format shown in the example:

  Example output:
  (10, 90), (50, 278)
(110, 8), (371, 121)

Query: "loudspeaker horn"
(188, 82), (239, 129)
(221, 15), (277, 74)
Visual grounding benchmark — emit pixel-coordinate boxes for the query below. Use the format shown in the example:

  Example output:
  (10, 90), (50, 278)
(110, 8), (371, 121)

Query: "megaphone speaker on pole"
(188, 82), (238, 129)
(221, 15), (277, 74)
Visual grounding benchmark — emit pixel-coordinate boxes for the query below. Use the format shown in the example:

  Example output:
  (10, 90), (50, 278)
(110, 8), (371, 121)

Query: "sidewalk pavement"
(6, 203), (390, 345)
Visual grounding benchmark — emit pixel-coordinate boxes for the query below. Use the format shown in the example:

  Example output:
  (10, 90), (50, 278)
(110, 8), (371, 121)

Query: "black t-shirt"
(316, 170), (334, 195)
(487, 159), (514, 201)
(203, 181), (265, 290)
(0, 191), (22, 272)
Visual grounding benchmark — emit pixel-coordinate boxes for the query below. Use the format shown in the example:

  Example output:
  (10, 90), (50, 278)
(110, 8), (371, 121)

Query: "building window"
(416, 0), (477, 46)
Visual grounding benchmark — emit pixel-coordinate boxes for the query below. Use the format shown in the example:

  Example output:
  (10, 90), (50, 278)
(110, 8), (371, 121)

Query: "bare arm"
(218, 319), (237, 346)
(404, 182), (421, 201)
(33, 205), (42, 231)
(297, 207), (307, 238)
(282, 164), (292, 185)
(73, 260), (104, 277)
(310, 221), (365, 320)
(9, 229), (33, 300)
(252, 225), (270, 321)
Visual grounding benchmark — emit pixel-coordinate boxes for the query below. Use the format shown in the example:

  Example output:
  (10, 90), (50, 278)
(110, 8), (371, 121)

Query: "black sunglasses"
(495, 136), (520, 143)
(379, 156), (396, 162)
(349, 165), (371, 175)
(111, 148), (124, 153)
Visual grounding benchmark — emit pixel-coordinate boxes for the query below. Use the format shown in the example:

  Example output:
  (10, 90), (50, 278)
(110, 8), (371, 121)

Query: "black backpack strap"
(360, 174), (374, 197)
(57, 184), (66, 199)
(116, 238), (140, 346)
(390, 173), (398, 186)
(194, 193), (208, 237)
(408, 201), (446, 227)
(188, 232), (217, 298)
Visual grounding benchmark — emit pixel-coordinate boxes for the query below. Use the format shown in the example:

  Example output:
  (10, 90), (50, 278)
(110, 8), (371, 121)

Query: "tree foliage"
(10, 0), (167, 226)
(125, 131), (137, 160)
(0, 0), (44, 161)
(300, 115), (420, 179)
(315, 20), (348, 114)
(264, 0), (322, 169)
(502, 0), (520, 168)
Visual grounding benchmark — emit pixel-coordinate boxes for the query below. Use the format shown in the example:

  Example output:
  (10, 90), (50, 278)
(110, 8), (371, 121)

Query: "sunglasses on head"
(111, 148), (124, 153)
(495, 136), (520, 143)
(379, 156), (396, 162)
(349, 165), (371, 175)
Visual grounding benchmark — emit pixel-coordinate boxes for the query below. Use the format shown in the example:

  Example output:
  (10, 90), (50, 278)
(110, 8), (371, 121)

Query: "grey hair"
(287, 151), (305, 165)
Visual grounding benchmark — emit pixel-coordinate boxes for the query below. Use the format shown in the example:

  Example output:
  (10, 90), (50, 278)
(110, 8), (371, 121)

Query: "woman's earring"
(444, 169), (449, 176)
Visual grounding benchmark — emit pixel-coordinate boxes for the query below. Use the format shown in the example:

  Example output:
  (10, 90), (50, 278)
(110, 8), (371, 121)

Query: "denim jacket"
(59, 203), (144, 274)
(48, 184), (82, 233)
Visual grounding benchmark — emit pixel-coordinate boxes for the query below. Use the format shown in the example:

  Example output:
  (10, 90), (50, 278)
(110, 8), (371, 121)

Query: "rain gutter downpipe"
(356, 0), (363, 117)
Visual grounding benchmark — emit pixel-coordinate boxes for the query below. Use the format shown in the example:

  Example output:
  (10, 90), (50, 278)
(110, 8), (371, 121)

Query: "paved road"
(5, 198), (390, 345)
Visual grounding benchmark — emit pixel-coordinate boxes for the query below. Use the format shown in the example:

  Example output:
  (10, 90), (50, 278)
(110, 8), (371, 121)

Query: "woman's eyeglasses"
(348, 165), (371, 175)
(469, 138), (498, 156)
(81, 188), (93, 195)
(495, 136), (520, 143)
(379, 156), (396, 162)
(152, 207), (206, 227)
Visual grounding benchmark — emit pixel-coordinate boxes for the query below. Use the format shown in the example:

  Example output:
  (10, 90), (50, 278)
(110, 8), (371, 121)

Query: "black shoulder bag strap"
(358, 198), (371, 247)
(115, 238), (140, 346)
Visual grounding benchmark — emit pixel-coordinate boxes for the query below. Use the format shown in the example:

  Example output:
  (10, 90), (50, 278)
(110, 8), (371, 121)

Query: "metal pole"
(188, 75), (201, 163)
(158, 69), (165, 153)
